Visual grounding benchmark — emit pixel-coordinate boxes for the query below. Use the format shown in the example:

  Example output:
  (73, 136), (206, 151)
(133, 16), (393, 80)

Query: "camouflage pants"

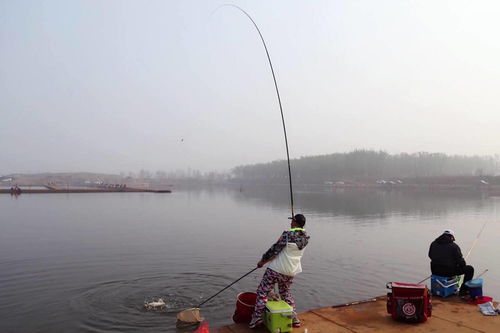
(251, 268), (295, 322)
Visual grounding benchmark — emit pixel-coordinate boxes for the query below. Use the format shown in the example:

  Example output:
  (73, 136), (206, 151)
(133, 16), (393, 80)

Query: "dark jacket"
(428, 234), (466, 276)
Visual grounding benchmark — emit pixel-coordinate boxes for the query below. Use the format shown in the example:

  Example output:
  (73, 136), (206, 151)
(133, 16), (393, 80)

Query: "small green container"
(264, 300), (293, 333)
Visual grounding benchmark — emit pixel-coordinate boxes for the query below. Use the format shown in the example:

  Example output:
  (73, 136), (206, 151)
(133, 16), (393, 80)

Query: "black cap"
(290, 214), (306, 227)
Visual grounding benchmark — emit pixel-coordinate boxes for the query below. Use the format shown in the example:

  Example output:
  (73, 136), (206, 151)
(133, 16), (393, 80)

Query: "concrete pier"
(216, 295), (499, 332)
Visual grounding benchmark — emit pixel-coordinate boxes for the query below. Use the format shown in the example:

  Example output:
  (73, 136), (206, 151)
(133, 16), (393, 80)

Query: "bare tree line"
(231, 150), (500, 184)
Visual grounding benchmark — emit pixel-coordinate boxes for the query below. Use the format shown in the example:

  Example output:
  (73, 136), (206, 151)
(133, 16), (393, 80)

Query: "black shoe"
(248, 318), (263, 329)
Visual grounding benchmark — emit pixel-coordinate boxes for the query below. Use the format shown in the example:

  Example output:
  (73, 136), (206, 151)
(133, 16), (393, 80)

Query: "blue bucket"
(465, 278), (483, 298)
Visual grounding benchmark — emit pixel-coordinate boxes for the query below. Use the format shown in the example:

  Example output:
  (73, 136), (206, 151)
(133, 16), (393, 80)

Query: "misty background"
(1, 0), (499, 175)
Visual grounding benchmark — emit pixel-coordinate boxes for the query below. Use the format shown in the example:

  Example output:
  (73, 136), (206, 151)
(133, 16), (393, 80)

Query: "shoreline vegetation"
(1, 150), (499, 195)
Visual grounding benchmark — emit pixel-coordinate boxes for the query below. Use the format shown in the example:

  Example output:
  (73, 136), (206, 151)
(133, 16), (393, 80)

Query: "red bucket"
(195, 322), (209, 333)
(471, 296), (493, 305)
(232, 292), (257, 323)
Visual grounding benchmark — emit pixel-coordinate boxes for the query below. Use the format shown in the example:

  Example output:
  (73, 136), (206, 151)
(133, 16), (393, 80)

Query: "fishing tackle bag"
(386, 282), (432, 323)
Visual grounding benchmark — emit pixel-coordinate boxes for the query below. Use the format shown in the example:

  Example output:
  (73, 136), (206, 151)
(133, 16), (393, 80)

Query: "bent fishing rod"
(215, 4), (295, 217)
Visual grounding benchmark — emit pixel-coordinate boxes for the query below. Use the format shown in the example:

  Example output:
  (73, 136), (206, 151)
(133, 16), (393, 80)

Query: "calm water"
(1, 187), (499, 332)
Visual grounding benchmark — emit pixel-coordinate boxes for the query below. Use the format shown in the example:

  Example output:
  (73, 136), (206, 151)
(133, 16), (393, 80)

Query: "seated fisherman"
(428, 229), (474, 295)
(249, 214), (310, 329)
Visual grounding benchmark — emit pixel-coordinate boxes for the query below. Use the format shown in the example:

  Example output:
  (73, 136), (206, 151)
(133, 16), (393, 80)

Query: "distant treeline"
(231, 150), (500, 184)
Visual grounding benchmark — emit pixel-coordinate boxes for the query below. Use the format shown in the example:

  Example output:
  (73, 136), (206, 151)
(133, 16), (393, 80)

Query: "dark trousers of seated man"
(432, 265), (474, 292)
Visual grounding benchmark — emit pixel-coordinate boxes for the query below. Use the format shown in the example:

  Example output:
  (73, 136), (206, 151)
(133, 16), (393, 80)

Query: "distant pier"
(0, 186), (171, 194)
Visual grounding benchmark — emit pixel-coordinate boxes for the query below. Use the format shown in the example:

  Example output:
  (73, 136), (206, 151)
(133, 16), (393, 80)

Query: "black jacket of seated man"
(428, 230), (474, 292)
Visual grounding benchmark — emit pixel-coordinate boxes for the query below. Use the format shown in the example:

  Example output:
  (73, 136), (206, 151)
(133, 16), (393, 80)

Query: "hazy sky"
(1, 0), (499, 174)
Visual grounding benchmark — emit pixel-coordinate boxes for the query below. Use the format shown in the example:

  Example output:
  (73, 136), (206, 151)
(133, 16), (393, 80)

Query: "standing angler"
(249, 214), (310, 329)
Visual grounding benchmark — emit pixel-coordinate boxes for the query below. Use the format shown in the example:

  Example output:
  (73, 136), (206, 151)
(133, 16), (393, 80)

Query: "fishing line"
(213, 4), (295, 217)
(476, 268), (489, 278)
(176, 8), (296, 325)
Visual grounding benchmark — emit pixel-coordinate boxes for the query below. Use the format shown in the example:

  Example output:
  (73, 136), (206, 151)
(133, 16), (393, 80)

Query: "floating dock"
(0, 187), (171, 194)
(216, 295), (498, 332)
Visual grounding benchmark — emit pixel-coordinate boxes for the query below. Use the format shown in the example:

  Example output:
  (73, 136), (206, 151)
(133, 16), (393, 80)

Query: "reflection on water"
(0, 187), (498, 332)
(234, 185), (491, 217)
